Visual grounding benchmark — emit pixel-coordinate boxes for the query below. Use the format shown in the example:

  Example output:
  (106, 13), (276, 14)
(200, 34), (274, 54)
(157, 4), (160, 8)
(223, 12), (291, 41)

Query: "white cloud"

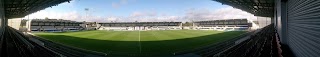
(129, 16), (180, 22)
(130, 11), (157, 17)
(184, 6), (256, 21)
(124, 10), (184, 22)
(23, 10), (108, 22)
(23, 6), (256, 22)
(130, 12), (144, 17)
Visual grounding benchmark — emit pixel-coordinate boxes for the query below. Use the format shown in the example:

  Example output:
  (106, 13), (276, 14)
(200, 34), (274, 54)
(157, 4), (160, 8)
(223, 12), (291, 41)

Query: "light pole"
(84, 8), (89, 30)
(85, 8), (89, 21)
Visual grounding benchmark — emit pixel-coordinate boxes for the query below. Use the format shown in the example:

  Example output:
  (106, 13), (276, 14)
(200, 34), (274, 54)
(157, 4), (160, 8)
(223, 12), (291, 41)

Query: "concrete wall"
(8, 18), (22, 30)
(257, 16), (272, 28)
(275, 0), (288, 44)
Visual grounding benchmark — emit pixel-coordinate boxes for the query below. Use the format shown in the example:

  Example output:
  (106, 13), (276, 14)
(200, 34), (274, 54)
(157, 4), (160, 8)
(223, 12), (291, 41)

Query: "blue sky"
(25, 0), (255, 22)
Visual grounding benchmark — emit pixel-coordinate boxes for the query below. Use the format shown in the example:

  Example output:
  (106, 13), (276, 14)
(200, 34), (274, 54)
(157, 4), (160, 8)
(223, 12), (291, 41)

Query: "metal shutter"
(287, 0), (320, 57)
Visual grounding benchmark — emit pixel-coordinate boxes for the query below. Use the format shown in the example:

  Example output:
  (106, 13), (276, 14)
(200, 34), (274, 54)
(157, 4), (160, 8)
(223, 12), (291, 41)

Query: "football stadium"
(1, 0), (320, 57)
(27, 18), (253, 56)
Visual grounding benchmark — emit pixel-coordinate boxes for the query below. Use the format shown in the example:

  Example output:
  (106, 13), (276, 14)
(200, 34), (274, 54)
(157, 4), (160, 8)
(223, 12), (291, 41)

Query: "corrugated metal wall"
(287, 0), (320, 57)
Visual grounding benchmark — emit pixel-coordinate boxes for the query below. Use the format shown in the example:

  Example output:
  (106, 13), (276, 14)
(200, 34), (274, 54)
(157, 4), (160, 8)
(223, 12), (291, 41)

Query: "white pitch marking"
(138, 29), (142, 53)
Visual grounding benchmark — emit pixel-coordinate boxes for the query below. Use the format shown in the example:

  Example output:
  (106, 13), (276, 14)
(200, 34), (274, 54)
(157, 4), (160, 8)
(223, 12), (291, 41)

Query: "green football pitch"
(33, 30), (245, 56)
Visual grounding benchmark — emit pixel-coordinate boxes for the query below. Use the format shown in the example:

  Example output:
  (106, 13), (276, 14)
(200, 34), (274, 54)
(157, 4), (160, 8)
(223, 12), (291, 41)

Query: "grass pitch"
(33, 30), (245, 56)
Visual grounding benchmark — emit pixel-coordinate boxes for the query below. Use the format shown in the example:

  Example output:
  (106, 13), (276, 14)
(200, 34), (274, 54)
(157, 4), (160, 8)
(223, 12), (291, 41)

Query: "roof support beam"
(4, 0), (71, 19)
(215, 0), (275, 17)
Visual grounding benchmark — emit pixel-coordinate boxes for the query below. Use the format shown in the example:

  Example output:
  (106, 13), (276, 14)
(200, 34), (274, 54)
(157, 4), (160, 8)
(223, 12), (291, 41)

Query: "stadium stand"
(81, 22), (98, 30)
(169, 24), (276, 57)
(1, 26), (64, 57)
(98, 22), (182, 31)
(27, 19), (84, 32)
(2, 0), (320, 57)
(0, 0), (76, 57)
(193, 19), (253, 31)
(214, 24), (276, 57)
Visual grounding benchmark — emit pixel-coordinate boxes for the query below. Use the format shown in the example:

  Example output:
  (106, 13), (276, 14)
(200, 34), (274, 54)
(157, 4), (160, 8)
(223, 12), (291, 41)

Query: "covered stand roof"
(4, 0), (71, 19)
(214, 0), (274, 17)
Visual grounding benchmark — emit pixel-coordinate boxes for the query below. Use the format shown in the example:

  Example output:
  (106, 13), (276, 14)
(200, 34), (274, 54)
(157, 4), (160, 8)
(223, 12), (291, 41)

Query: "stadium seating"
(30, 26), (40, 31)
(193, 19), (251, 31)
(171, 24), (276, 57)
(0, 26), (63, 57)
(29, 19), (84, 32)
(98, 22), (182, 31)
(213, 24), (276, 57)
(41, 26), (57, 31)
